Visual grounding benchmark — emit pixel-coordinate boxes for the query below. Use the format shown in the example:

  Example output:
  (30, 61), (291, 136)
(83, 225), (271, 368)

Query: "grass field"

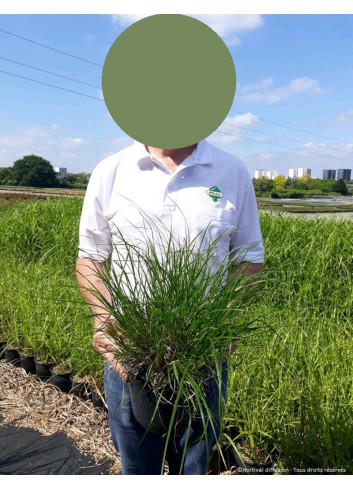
(257, 196), (353, 214)
(1, 196), (353, 473)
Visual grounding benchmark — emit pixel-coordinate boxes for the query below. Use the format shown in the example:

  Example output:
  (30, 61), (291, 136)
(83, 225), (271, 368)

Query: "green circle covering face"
(102, 14), (236, 149)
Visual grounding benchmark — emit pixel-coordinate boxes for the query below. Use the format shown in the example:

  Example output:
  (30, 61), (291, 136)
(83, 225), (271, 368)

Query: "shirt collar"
(133, 139), (212, 168)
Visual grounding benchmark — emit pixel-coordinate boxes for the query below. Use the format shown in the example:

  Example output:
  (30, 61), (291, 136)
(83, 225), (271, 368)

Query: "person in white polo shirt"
(76, 139), (264, 475)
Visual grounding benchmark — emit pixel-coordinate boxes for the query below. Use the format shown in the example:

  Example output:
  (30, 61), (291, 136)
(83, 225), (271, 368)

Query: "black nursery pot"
(0, 342), (6, 360)
(230, 448), (274, 475)
(70, 374), (90, 400)
(20, 352), (36, 374)
(50, 368), (73, 393)
(72, 381), (90, 399)
(129, 376), (191, 436)
(209, 426), (275, 475)
(90, 390), (107, 411)
(35, 359), (54, 381)
(5, 349), (21, 366)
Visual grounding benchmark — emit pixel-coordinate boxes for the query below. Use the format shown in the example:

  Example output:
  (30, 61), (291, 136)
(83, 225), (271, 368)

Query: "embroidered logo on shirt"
(206, 186), (223, 202)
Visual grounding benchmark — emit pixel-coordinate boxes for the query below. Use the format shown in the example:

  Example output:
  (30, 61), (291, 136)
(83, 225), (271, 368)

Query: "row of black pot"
(0, 342), (106, 411)
(1, 344), (181, 434)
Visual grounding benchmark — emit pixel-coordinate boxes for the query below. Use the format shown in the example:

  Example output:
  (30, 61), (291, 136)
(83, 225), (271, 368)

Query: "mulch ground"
(0, 360), (121, 474)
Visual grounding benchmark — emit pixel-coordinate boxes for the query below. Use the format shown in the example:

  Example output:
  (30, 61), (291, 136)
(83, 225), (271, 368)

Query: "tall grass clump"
(225, 212), (353, 473)
(79, 216), (265, 473)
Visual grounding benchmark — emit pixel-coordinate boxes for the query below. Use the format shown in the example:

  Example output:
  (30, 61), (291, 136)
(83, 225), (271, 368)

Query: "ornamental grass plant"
(80, 213), (264, 471)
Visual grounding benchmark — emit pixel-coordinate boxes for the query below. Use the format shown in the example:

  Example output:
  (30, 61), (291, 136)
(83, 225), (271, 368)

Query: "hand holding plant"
(93, 316), (129, 383)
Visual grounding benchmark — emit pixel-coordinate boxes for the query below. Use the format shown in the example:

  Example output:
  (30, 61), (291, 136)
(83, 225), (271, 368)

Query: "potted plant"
(88, 376), (107, 411)
(35, 355), (55, 382)
(50, 362), (74, 393)
(4, 341), (21, 366)
(82, 220), (263, 471)
(209, 426), (276, 474)
(19, 347), (36, 374)
(70, 371), (91, 400)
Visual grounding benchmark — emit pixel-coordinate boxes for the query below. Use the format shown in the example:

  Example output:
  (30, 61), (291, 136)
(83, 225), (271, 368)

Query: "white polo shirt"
(78, 140), (264, 273)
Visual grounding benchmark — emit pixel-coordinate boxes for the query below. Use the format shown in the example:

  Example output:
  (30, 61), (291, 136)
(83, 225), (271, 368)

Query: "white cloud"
(0, 124), (135, 172)
(0, 124), (51, 149)
(208, 112), (259, 144)
(335, 109), (353, 124)
(111, 14), (263, 45)
(239, 77), (325, 104)
(260, 152), (275, 160)
(60, 137), (85, 147)
(190, 15), (263, 46)
(111, 14), (146, 25)
(240, 78), (274, 94)
(22, 125), (51, 139)
(0, 134), (32, 148)
(110, 136), (133, 148)
(0, 125), (88, 169)
(304, 142), (328, 150)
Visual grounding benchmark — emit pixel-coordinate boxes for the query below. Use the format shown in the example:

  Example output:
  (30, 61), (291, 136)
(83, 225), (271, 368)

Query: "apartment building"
(323, 169), (336, 180)
(254, 170), (279, 179)
(337, 169), (351, 181)
(289, 168), (311, 178)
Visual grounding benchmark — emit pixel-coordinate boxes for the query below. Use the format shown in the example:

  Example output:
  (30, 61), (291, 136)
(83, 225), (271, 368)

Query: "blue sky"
(0, 13), (352, 178)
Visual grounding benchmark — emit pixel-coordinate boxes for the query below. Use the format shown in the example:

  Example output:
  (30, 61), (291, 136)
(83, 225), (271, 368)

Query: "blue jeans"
(104, 362), (227, 475)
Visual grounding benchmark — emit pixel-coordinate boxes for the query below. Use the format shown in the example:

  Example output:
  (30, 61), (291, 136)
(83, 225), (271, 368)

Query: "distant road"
(289, 212), (353, 218)
(0, 186), (84, 198)
(275, 196), (353, 206)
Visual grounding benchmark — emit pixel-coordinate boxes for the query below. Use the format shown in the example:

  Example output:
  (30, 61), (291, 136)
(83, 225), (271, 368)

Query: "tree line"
(253, 174), (351, 197)
(1, 155), (351, 196)
(0, 155), (90, 189)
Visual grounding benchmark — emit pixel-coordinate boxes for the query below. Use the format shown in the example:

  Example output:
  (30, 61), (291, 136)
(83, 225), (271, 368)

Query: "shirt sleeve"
(230, 180), (264, 264)
(78, 166), (113, 262)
